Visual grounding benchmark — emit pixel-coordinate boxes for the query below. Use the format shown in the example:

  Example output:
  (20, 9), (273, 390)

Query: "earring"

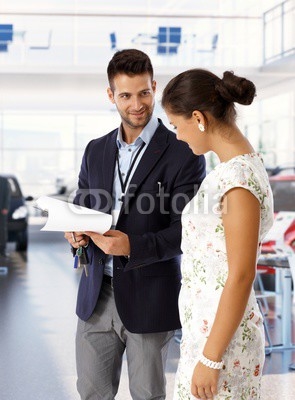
(198, 123), (205, 132)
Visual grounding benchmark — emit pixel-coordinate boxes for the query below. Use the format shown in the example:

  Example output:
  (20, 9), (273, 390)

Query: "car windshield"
(7, 177), (22, 198)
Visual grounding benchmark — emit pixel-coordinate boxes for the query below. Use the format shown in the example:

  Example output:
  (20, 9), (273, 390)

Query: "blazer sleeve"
(125, 152), (206, 270)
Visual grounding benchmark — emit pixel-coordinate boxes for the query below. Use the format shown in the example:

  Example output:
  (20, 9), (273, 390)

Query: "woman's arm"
(191, 187), (261, 399)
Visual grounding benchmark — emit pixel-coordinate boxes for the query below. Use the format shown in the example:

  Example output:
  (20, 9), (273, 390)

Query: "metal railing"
(263, 0), (295, 64)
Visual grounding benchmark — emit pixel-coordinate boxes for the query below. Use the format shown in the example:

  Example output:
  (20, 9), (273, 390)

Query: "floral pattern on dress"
(174, 153), (274, 400)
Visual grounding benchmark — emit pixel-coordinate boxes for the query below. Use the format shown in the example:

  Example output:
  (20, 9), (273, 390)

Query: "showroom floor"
(0, 218), (295, 399)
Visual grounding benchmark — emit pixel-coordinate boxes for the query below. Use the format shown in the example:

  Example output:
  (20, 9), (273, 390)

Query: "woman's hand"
(191, 362), (219, 399)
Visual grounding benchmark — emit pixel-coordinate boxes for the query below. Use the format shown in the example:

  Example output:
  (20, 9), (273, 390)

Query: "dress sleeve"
(218, 160), (266, 205)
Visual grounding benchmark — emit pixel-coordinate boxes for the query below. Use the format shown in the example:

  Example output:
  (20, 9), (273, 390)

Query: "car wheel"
(16, 229), (28, 251)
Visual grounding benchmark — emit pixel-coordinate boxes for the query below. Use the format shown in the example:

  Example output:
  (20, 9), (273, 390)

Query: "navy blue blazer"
(75, 119), (206, 333)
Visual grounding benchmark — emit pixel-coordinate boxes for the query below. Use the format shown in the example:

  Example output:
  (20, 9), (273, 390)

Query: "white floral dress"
(174, 153), (274, 400)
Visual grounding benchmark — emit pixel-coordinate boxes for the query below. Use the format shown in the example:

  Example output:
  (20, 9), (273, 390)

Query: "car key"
(77, 246), (89, 277)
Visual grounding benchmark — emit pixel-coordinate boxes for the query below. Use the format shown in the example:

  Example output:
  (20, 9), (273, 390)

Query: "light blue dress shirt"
(104, 116), (159, 277)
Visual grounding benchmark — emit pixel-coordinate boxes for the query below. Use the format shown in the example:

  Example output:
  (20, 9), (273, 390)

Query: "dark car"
(269, 174), (295, 212)
(0, 174), (33, 251)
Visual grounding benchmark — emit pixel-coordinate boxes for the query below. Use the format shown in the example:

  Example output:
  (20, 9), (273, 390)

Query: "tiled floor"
(0, 218), (295, 399)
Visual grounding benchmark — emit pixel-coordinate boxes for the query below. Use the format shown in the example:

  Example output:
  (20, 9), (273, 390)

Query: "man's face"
(107, 73), (156, 133)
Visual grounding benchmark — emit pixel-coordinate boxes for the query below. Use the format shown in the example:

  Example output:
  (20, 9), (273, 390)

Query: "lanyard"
(116, 141), (146, 199)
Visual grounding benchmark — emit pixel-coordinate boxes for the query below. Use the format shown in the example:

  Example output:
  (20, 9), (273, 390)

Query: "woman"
(161, 69), (273, 399)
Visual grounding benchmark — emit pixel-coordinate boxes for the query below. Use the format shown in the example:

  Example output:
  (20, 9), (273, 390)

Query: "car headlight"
(12, 206), (28, 219)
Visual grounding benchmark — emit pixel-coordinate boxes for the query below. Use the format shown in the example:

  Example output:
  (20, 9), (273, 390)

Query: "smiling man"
(64, 49), (206, 400)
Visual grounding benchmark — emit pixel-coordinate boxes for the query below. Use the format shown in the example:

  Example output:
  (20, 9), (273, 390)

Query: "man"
(65, 49), (206, 400)
(0, 176), (11, 257)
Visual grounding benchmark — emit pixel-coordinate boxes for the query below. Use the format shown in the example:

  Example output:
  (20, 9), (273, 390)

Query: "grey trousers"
(76, 282), (174, 400)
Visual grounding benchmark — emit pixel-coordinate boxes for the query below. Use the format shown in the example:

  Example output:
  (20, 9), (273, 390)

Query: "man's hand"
(64, 231), (89, 249)
(85, 230), (130, 257)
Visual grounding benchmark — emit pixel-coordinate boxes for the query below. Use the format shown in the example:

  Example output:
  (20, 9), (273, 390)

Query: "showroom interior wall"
(0, 0), (294, 197)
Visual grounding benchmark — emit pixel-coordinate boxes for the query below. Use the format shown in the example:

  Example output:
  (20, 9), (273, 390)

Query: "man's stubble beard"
(118, 103), (155, 130)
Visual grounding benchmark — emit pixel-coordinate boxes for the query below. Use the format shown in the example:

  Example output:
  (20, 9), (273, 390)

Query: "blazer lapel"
(102, 130), (117, 213)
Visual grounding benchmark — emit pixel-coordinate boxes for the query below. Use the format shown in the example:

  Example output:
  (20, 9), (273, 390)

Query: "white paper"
(36, 196), (112, 234)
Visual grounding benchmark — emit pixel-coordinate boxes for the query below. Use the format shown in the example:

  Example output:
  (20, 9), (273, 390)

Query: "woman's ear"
(192, 111), (204, 123)
(192, 111), (206, 132)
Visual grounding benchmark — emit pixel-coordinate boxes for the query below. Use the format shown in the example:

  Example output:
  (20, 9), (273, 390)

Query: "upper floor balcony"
(0, 1), (293, 76)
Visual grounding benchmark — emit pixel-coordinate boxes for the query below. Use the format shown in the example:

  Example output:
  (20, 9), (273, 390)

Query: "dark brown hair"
(107, 49), (154, 90)
(161, 69), (256, 125)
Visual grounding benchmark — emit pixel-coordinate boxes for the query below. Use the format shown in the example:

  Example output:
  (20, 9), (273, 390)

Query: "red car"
(264, 174), (295, 251)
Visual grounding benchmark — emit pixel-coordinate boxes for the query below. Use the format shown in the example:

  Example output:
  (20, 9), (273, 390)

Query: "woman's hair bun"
(215, 70), (256, 105)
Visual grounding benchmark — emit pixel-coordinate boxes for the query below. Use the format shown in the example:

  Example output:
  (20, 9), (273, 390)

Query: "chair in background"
(110, 32), (118, 51)
(255, 265), (277, 314)
(255, 264), (276, 355)
(256, 298), (273, 355)
(211, 33), (218, 51)
(0, 43), (8, 52)
(196, 33), (218, 53)
(0, 24), (13, 52)
(157, 27), (181, 55)
(131, 32), (158, 45)
(29, 30), (52, 50)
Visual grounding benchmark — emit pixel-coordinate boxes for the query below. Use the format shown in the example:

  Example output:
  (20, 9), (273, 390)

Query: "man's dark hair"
(107, 49), (154, 90)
